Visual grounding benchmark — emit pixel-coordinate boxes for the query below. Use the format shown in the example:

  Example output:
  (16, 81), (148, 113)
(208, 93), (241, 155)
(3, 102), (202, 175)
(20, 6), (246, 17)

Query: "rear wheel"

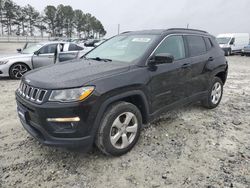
(201, 77), (223, 109)
(9, 63), (29, 79)
(95, 102), (142, 156)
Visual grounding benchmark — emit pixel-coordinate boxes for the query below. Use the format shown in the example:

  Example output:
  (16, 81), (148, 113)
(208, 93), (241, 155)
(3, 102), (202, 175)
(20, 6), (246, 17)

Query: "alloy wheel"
(211, 82), (222, 105)
(11, 64), (28, 79)
(110, 112), (138, 149)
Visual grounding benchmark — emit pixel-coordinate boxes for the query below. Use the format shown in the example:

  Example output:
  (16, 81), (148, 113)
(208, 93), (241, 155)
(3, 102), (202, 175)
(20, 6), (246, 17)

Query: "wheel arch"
(91, 90), (150, 140)
(9, 62), (31, 78)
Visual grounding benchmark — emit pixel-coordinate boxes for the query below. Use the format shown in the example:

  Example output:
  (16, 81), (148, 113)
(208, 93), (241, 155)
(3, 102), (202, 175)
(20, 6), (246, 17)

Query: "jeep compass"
(16, 28), (228, 156)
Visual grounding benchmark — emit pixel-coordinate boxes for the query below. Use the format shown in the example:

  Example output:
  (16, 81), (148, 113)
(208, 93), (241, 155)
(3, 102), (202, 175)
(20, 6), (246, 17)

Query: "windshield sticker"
(132, 38), (151, 43)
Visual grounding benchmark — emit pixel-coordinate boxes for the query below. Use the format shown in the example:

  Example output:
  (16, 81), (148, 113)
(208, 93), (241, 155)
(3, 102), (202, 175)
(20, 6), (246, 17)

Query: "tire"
(225, 49), (231, 56)
(201, 77), (223, 109)
(241, 53), (245, 56)
(9, 63), (29, 79)
(95, 101), (142, 156)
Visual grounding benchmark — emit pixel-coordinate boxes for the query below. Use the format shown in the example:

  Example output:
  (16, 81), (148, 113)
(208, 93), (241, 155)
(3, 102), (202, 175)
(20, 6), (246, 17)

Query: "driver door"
(32, 43), (58, 68)
(148, 35), (191, 113)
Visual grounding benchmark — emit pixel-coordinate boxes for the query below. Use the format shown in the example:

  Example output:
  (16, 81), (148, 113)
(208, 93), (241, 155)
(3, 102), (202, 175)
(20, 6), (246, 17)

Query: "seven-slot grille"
(18, 82), (47, 104)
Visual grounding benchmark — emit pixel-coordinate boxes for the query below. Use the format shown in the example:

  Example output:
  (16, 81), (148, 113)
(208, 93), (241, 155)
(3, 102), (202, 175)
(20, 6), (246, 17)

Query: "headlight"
(49, 86), (95, 102)
(0, 60), (8, 65)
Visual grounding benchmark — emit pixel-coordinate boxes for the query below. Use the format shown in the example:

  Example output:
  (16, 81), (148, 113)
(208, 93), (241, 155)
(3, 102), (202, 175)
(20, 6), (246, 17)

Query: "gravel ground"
(0, 56), (250, 188)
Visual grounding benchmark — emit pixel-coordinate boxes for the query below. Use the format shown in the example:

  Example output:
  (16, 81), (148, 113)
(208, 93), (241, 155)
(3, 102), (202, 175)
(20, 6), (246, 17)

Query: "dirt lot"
(0, 56), (250, 188)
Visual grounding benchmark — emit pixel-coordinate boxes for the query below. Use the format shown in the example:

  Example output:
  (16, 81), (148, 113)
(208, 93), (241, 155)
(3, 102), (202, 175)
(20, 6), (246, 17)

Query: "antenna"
(118, 24), (120, 35)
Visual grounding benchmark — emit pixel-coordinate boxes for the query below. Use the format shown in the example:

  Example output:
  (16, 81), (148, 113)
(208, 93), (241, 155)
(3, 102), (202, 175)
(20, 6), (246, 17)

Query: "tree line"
(0, 0), (106, 38)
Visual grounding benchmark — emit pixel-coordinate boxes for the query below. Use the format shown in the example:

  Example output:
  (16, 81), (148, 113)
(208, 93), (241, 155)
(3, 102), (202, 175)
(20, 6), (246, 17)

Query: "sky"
(14, 0), (250, 37)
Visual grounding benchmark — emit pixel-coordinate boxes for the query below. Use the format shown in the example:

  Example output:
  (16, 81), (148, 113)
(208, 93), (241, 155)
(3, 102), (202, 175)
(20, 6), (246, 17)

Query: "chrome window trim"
(146, 33), (210, 65)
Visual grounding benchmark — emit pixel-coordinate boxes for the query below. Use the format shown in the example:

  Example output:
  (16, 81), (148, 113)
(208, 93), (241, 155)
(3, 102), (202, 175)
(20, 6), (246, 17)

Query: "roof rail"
(120, 31), (131, 34)
(167, 28), (208, 33)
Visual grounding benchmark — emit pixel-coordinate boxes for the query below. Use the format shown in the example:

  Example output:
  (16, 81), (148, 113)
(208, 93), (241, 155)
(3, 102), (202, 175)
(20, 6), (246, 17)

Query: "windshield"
(216, 37), (231, 44)
(85, 35), (157, 63)
(22, 44), (43, 54)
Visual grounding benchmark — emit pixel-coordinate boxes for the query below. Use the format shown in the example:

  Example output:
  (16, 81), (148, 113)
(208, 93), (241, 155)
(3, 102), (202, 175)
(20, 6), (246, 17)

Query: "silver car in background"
(0, 41), (89, 79)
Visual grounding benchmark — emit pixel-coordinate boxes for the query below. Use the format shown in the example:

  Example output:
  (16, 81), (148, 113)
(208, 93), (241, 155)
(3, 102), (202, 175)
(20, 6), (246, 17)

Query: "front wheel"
(201, 77), (223, 109)
(225, 49), (231, 56)
(9, 63), (29, 79)
(95, 102), (142, 156)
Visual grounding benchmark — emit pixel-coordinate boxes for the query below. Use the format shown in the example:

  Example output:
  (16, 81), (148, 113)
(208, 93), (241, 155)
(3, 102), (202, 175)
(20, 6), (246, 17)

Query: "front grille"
(18, 82), (47, 104)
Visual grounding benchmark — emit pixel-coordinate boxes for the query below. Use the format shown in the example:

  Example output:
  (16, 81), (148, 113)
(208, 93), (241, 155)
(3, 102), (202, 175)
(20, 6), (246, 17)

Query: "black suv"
(16, 28), (228, 156)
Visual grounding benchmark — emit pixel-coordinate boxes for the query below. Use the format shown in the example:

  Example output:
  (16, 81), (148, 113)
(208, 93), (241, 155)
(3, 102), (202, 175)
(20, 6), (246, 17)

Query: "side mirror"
(148, 53), (174, 66)
(17, 48), (22, 53)
(34, 51), (40, 55)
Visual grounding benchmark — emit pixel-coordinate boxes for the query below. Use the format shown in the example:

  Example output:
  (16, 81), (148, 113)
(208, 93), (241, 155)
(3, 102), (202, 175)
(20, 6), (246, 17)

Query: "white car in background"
(216, 33), (250, 56)
(0, 42), (89, 79)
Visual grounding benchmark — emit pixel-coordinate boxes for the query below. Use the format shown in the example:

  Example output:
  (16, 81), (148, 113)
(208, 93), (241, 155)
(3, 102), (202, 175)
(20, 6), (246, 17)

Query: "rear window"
(204, 37), (213, 50)
(186, 36), (206, 56)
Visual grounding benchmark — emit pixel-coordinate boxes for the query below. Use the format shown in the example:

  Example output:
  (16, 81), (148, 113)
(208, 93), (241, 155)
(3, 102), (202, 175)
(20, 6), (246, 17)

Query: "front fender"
(89, 89), (150, 141)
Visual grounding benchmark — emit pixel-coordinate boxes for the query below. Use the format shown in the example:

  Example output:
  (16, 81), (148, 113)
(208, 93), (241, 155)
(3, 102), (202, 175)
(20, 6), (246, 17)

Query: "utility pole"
(0, 0), (3, 36)
(187, 24), (189, 29)
(118, 24), (120, 35)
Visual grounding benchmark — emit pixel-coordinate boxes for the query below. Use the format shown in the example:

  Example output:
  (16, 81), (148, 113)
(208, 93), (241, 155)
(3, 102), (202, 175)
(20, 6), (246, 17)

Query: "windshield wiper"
(88, 57), (112, 62)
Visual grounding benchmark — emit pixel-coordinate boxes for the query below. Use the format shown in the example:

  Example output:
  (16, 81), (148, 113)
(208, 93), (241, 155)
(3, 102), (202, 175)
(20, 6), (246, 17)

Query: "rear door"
(184, 35), (210, 97)
(32, 43), (57, 68)
(148, 35), (191, 112)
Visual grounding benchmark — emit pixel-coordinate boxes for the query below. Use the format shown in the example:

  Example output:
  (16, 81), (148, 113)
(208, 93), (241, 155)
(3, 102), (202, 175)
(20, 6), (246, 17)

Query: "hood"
(23, 59), (130, 89)
(0, 53), (32, 60)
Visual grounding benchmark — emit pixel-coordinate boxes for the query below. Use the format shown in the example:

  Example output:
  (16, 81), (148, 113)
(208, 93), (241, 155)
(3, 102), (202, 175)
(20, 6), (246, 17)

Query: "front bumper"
(20, 118), (92, 147)
(16, 92), (98, 148)
(221, 47), (230, 53)
(0, 63), (10, 77)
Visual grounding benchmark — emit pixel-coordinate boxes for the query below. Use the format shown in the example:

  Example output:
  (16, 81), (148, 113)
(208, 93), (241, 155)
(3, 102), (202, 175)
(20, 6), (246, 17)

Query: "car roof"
(121, 28), (211, 37)
(38, 41), (66, 45)
(38, 41), (81, 46)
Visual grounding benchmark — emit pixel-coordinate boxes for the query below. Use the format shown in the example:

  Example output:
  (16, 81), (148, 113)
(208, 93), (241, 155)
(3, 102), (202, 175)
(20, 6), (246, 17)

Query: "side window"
(69, 44), (84, 51)
(154, 35), (186, 60)
(230, 38), (235, 45)
(204, 37), (213, 50)
(186, 36), (206, 57)
(39, 44), (57, 54)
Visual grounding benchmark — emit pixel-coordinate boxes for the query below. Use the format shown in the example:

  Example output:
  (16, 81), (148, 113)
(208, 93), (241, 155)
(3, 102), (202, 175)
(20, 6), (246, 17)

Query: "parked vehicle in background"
(84, 39), (100, 47)
(16, 28), (228, 156)
(216, 33), (250, 56)
(94, 39), (106, 47)
(241, 44), (250, 56)
(0, 42), (85, 79)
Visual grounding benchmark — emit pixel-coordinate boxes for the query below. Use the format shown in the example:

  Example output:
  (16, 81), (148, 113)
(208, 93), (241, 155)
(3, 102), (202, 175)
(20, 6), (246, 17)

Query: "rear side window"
(186, 36), (206, 56)
(204, 37), (213, 50)
(154, 35), (186, 60)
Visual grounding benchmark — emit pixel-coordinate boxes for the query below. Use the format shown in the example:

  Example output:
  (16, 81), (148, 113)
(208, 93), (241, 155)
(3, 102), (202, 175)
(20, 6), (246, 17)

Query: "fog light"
(47, 117), (80, 122)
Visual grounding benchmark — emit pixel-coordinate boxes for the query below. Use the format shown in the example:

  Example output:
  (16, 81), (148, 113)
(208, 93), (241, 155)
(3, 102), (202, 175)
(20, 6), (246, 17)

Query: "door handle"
(182, 63), (191, 68)
(208, 57), (214, 61)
